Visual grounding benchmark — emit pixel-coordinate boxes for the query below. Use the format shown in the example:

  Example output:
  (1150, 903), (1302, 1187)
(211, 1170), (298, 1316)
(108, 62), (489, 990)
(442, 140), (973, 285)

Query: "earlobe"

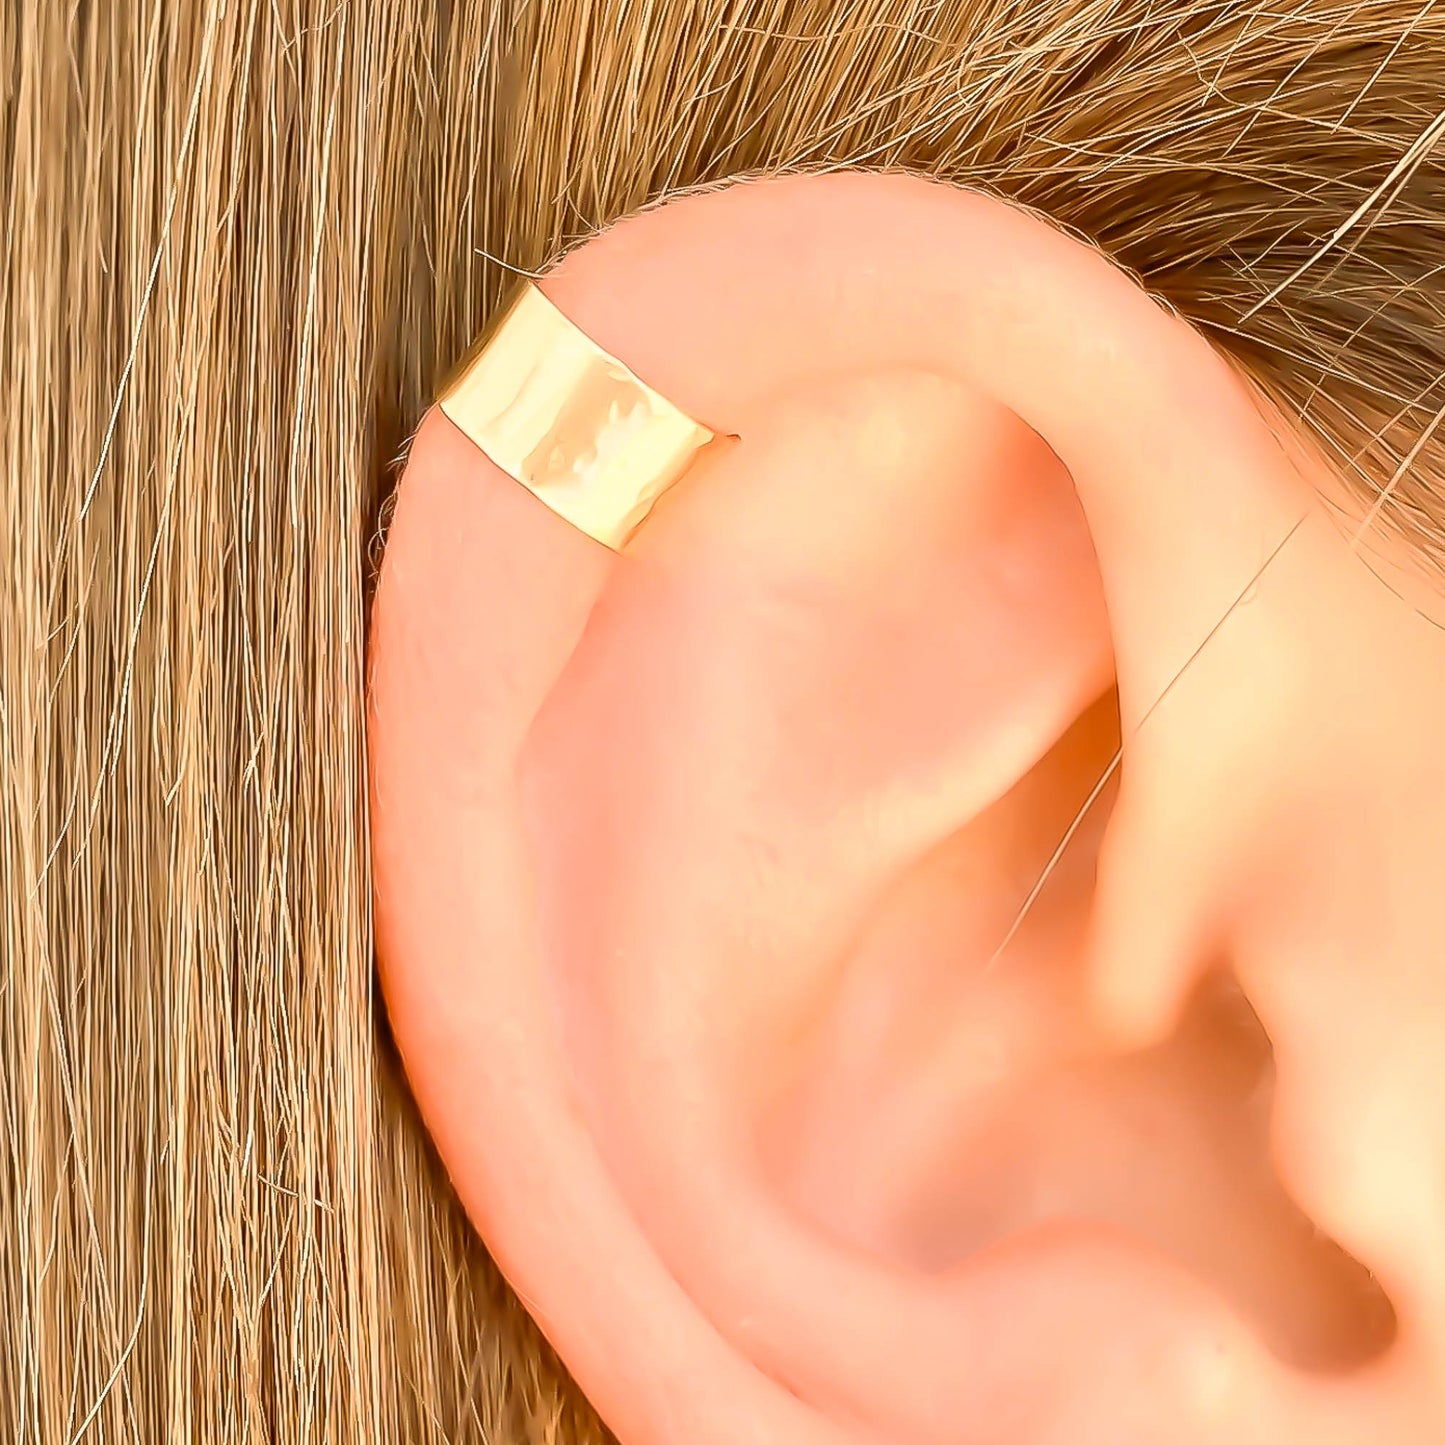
(369, 170), (1445, 1444)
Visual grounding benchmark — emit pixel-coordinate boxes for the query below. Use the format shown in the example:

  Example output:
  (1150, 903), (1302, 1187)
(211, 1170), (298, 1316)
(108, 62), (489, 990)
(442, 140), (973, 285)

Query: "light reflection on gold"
(436, 281), (717, 549)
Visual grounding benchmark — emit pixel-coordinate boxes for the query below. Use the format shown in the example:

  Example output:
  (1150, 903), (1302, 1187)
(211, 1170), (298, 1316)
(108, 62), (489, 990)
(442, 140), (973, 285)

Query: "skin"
(367, 171), (1445, 1444)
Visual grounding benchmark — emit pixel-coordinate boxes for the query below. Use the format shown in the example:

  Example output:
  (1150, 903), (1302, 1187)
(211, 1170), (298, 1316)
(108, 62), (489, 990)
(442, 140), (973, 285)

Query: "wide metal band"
(436, 280), (717, 549)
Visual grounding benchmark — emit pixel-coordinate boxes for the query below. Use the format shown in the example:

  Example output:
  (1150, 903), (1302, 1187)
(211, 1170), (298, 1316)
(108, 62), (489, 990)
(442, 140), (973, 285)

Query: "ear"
(368, 172), (1445, 1445)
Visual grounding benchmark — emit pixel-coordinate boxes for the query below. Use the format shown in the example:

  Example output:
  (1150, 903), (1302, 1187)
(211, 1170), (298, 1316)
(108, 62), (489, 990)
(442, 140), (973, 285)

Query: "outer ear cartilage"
(436, 280), (718, 550)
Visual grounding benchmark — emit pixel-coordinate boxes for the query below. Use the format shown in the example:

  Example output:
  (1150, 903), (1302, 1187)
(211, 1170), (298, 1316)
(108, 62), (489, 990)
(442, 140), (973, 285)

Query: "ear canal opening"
(1137, 965), (1399, 1374)
(750, 706), (1399, 1378)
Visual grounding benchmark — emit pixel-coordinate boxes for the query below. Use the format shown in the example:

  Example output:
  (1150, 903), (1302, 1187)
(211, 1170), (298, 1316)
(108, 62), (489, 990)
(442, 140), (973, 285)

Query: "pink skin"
(367, 171), (1445, 1444)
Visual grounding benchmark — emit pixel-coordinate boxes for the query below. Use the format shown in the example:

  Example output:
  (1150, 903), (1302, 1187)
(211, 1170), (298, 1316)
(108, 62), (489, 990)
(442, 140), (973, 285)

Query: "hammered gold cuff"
(436, 281), (717, 549)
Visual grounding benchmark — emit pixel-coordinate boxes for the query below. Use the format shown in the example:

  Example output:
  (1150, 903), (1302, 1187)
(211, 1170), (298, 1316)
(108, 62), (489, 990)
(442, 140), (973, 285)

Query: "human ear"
(368, 171), (1445, 1444)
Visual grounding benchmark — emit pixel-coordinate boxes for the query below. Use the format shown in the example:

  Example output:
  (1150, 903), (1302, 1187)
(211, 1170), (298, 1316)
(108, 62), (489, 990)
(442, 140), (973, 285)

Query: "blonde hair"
(4, 2), (1443, 1441)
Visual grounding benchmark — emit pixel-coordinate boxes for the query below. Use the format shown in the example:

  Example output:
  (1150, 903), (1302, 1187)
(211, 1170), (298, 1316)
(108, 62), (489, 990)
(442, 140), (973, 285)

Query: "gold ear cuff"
(436, 280), (718, 550)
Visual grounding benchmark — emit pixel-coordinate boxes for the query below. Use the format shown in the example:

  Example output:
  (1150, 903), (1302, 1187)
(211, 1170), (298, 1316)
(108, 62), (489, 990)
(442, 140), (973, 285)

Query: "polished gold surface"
(437, 281), (717, 549)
